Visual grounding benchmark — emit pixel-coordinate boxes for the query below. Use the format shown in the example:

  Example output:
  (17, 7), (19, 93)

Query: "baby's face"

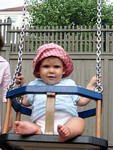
(39, 57), (65, 84)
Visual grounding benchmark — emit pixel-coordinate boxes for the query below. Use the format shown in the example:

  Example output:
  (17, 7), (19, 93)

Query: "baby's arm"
(77, 75), (97, 106)
(16, 74), (31, 107)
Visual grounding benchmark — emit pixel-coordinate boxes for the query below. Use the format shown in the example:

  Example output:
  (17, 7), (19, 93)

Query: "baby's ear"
(62, 69), (66, 75)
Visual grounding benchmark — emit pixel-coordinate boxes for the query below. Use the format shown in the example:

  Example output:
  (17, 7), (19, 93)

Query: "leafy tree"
(27, 0), (113, 27)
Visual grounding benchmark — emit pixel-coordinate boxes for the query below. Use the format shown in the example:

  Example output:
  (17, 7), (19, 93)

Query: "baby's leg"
(14, 121), (42, 135)
(57, 117), (85, 142)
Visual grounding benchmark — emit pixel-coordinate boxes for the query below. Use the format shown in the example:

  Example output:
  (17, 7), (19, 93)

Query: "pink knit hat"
(33, 43), (73, 78)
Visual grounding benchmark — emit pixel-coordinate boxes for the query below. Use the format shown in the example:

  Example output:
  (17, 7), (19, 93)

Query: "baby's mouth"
(47, 76), (56, 79)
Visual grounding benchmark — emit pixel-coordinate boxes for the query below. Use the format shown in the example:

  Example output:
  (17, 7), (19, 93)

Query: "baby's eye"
(43, 65), (49, 68)
(54, 65), (61, 68)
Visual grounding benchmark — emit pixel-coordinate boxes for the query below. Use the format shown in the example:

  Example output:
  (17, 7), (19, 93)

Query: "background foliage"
(27, 0), (113, 27)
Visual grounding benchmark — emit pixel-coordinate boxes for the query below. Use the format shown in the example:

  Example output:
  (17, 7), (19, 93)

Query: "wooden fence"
(1, 18), (113, 53)
(0, 18), (12, 43)
(0, 19), (113, 147)
(7, 25), (113, 53)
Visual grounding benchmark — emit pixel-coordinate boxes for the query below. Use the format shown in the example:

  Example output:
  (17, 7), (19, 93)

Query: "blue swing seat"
(0, 85), (108, 150)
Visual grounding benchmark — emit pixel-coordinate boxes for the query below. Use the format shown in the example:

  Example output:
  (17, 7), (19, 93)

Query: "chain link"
(96, 0), (103, 93)
(8, 0), (27, 90)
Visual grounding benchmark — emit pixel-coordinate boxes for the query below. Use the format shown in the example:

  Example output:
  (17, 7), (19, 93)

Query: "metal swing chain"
(8, 0), (27, 90)
(96, 0), (103, 93)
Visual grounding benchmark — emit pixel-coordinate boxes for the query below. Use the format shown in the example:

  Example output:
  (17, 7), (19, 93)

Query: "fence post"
(6, 17), (12, 44)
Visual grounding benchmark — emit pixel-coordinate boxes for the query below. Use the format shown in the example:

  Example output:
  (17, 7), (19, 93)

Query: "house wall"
(0, 10), (29, 28)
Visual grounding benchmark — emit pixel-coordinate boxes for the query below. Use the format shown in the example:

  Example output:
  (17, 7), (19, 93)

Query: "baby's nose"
(49, 67), (54, 72)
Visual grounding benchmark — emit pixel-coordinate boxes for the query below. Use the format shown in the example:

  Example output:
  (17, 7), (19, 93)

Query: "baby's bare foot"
(14, 121), (39, 135)
(57, 124), (71, 142)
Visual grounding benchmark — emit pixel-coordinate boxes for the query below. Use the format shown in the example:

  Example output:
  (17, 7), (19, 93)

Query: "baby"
(15, 43), (97, 142)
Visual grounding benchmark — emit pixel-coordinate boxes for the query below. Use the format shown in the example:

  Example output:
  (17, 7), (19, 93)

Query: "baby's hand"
(87, 75), (97, 90)
(90, 75), (97, 87)
(16, 74), (27, 86)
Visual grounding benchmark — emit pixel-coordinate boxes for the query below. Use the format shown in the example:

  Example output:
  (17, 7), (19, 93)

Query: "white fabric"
(36, 111), (73, 134)
(0, 56), (11, 102)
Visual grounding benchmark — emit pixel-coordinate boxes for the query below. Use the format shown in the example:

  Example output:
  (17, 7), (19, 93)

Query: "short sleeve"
(26, 80), (37, 104)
